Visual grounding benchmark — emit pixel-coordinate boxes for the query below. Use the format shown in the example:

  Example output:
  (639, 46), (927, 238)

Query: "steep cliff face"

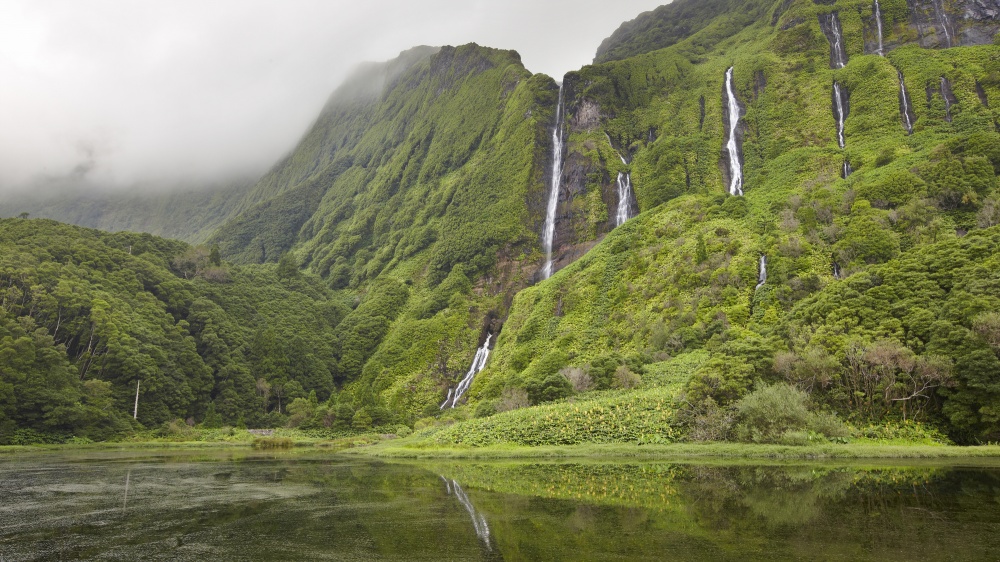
(598, 0), (999, 67)
(468, 0), (1000, 441)
(207, 43), (558, 420)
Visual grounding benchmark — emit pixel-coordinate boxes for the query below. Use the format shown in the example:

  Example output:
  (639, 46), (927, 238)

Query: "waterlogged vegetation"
(3, 451), (1000, 560)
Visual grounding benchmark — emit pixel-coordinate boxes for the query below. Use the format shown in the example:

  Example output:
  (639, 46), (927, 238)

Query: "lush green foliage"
(7, 0), (1000, 447)
(422, 388), (676, 446)
(466, 0), (1000, 444)
(0, 219), (348, 442)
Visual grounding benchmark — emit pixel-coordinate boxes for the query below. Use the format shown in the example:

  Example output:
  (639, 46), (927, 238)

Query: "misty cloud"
(0, 0), (665, 192)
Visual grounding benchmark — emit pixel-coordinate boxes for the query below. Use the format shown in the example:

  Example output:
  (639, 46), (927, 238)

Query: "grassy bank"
(346, 440), (1000, 460)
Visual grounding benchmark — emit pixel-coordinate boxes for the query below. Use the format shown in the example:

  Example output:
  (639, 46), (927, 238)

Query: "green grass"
(349, 440), (1000, 460)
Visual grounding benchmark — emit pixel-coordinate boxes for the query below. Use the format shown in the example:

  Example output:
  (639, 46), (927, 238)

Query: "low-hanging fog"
(0, 0), (666, 193)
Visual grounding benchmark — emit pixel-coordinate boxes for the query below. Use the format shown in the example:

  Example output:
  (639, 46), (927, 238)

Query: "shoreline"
(5, 439), (1000, 462)
(343, 441), (1000, 460)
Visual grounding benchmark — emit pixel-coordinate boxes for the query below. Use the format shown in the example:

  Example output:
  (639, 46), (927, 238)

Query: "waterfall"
(935, 0), (953, 47)
(898, 71), (914, 135)
(755, 255), (768, 290)
(615, 172), (635, 226)
(833, 261), (843, 279)
(873, 0), (885, 56)
(833, 82), (848, 149)
(820, 13), (848, 69)
(724, 67), (744, 196)
(940, 77), (956, 122)
(441, 334), (492, 409)
(443, 477), (492, 549)
(831, 14), (846, 68)
(842, 160), (853, 178)
(541, 85), (565, 280)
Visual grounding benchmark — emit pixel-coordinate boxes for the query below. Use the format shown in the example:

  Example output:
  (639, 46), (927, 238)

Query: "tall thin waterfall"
(935, 0), (953, 47)
(615, 172), (634, 226)
(842, 160), (853, 178)
(615, 151), (635, 226)
(443, 477), (492, 549)
(833, 261), (843, 279)
(440, 334), (492, 409)
(541, 85), (565, 280)
(833, 82), (848, 149)
(724, 67), (744, 196)
(873, 0), (885, 56)
(820, 13), (848, 68)
(898, 71), (915, 134)
(755, 255), (768, 290)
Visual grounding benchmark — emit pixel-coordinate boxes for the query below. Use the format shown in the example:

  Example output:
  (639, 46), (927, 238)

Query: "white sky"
(0, 0), (666, 191)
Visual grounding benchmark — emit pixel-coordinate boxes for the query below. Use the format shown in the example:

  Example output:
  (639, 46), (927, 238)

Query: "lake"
(1, 450), (998, 560)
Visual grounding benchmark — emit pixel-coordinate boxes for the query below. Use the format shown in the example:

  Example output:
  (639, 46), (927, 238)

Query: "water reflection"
(1, 451), (999, 560)
(442, 476), (492, 550)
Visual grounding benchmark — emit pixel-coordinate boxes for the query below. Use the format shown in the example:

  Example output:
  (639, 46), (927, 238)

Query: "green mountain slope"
(206, 44), (563, 422)
(5, 0), (1000, 444)
(0, 218), (349, 441)
(450, 0), (1000, 442)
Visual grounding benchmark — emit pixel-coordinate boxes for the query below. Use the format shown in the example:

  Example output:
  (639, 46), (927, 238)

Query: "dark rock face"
(818, 12), (849, 68)
(905, 0), (1000, 49)
(940, 76), (958, 121)
(533, 76), (622, 281)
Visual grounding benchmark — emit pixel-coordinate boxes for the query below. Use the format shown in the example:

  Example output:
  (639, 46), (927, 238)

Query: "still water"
(1, 450), (999, 560)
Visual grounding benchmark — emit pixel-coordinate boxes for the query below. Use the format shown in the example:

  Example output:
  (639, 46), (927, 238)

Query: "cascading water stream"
(935, 0), (953, 47)
(442, 477), (492, 549)
(873, 0), (885, 56)
(833, 261), (843, 279)
(941, 77), (956, 122)
(755, 255), (768, 290)
(440, 334), (492, 409)
(615, 172), (634, 226)
(724, 67), (744, 196)
(842, 161), (853, 179)
(541, 85), (565, 280)
(833, 82), (847, 149)
(820, 13), (848, 68)
(898, 71), (915, 134)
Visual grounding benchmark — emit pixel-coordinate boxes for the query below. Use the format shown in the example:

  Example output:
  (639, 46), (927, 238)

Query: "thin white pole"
(133, 380), (140, 419)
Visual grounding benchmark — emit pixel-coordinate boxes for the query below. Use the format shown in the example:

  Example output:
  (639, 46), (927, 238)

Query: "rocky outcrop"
(905, 0), (999, 49)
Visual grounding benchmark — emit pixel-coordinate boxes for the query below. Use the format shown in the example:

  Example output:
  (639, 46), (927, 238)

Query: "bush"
(496, 387), (530, 413)
(526, 373), (573, 404)
(733, 383), (848, 444)
(561, 367), (592, 392)
(613, 366), (642, 389)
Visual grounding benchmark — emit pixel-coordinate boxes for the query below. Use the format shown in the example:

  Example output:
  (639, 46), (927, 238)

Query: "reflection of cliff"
(442, 476), (492, 550)
(420, 460), (993, 559)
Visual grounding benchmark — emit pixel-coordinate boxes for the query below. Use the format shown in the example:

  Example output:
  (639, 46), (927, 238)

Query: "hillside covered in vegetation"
(5, 0), (1000, 447)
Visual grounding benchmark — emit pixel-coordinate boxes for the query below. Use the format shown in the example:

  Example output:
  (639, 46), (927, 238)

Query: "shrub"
(561, 366), (592, 392)
(526, 373), (573, 404)
(733, 383), (848, 444)
(496, 387), (530, 413)
(613, 366), (642, 389)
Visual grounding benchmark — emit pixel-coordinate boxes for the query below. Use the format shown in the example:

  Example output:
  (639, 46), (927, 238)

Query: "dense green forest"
(5, 0), (1000, 446)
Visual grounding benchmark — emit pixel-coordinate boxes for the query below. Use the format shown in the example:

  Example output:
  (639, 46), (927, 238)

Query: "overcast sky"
(0, 0), (666, 192)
